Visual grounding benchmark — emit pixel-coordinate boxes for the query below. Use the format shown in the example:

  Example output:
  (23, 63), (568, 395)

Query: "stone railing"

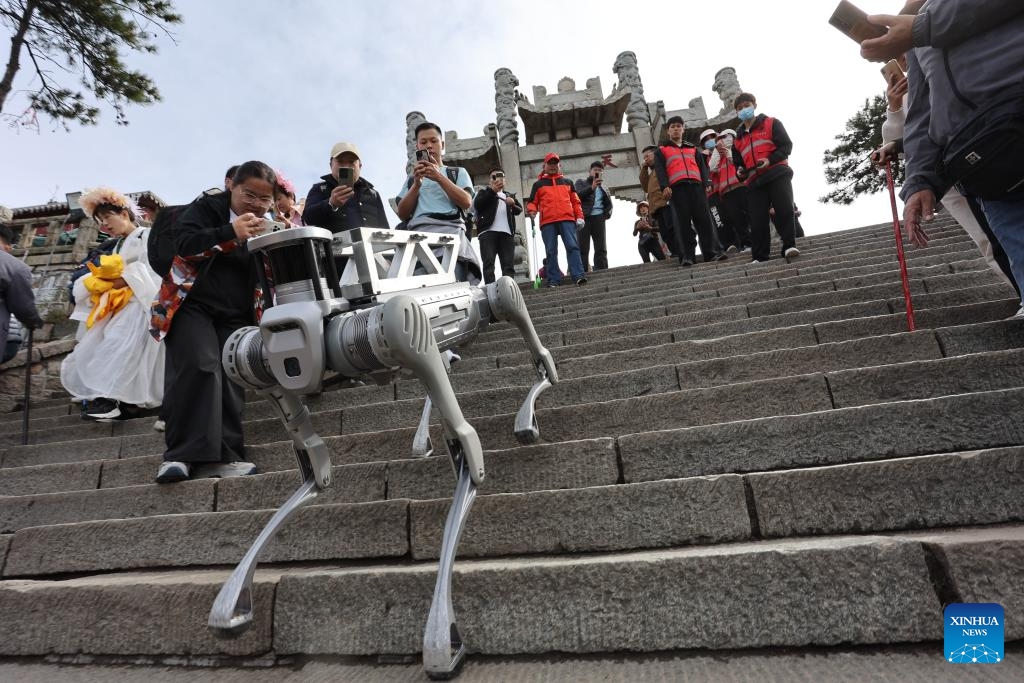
(0, 336), (75, 414)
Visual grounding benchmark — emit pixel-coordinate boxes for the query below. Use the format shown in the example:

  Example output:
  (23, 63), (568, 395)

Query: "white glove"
(575, 218), (585, 229)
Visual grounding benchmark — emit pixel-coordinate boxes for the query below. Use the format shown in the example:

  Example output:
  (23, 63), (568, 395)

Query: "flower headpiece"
(274, 170), (296, 198)
(79, 186), (139, 219)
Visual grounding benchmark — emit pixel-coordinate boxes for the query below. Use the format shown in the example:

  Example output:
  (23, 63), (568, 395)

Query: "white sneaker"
(1010, 305), (1024, 320)
(153, 419), (166, 432)
(155, 461), (191, 484)
(784, 246), (801, 262)
(194, 461), (258, 478)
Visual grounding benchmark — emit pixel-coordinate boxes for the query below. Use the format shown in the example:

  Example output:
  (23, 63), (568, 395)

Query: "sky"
(1, 0), (904, 270)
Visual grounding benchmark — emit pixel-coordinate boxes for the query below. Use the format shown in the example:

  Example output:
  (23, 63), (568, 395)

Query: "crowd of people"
(4, 0), (1018, 486)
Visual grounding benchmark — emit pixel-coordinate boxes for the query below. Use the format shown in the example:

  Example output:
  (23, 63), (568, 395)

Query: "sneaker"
(714, 253), (729, 262)
(750, 259), (770, 264)
(153, 419), (166, 432)
(726, 244), (739, 254)
(194, 461), (258, 478)
(575, 277), (587, 286)
(784, 246), (801, 262)
(84, 397), (120, 421)
(546, 282), (558, 288)
(678, 257), (694, 267)
(1009, 305), (1024, 320)
(155, 461), (191, 484)
(741, 245), (751, 253)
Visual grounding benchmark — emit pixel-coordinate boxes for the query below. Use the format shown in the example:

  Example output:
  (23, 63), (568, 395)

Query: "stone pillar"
(404, 111), (427, 175)
(613, 51), (651, 132)
(494, 68), (521, 145)
(496, 141), (532, 282)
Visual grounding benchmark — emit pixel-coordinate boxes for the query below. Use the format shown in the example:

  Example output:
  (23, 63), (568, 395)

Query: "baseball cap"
(330, 142), (361, 160)
(699, 129), (717, 141)
(717, 129), (737, 138)
(544, 152), (560, 163)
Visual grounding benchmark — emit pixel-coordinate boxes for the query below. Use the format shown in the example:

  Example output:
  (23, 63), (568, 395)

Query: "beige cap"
(329, 142), (361, 160)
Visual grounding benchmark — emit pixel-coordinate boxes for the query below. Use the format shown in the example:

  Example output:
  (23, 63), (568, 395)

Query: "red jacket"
(527, 173), (583, 227)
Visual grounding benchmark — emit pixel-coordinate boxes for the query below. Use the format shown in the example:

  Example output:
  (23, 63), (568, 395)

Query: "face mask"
(722, 136), (734, 148)
(737, 106), (755, 122)
(704, 140), (715, 150)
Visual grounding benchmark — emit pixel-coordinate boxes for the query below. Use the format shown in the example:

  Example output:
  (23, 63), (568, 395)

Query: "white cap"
(699, 129), (717, 141)
(717, 128), (736, 138)
(329, 142), (361, 160)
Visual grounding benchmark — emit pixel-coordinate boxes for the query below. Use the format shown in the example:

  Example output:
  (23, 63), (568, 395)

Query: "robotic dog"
(207, 226), (557, 678)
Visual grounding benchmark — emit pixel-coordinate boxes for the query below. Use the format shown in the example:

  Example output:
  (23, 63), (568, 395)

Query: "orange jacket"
(526, 173), (583, 227)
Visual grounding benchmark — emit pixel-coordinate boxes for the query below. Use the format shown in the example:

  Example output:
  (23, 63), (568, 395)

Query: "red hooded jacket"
(526, 173), (583, 227)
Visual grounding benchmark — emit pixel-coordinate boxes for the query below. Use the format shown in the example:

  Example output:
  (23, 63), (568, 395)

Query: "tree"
(820, 94), (904, 205)
(0, 0), (182, 128)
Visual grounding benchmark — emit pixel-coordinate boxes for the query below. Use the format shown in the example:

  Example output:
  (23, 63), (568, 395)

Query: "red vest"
(661, 144), (702, 186)
(713, 152), (743, 195)
(736, 117), (788, 175)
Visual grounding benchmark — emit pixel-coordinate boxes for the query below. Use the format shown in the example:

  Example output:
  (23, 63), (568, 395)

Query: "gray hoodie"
(900, 0), (1024, 201)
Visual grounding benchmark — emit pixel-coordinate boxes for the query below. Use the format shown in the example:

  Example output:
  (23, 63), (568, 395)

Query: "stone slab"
(936, 318), (1024, 357)
(216, 461), (387, 511)
(0, 570), (276, 656)
(826, 348), (1024, 408)
(410, 476), (751, 560)
(387, 438), (619, 500)
(0, 459), (102, 496)
(619, 388), (1024, 484)
(0, 479), (216, 533)
(747, 448), (1024, 537)
(3, 499), (409, 577)
(273, 536), (939, 655)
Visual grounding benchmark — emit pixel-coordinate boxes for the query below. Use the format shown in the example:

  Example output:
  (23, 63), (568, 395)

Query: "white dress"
(60, 227), (165, 407)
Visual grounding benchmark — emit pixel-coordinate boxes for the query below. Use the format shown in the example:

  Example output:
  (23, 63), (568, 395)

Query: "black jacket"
(472, 187), (523, 232)
(573, 178), (613, 219)
(302, 174), (390, 232)
(175, 191), (255, 322)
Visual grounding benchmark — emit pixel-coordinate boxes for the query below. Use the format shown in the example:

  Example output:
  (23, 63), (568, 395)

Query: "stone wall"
(0, 338), (75, 414)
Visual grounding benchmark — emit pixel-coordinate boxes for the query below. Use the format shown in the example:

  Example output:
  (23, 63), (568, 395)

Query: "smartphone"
(881, 59), (904, 83)
(415, 149), (431, 163)
(337, 167), (353, 187)
(259, 218), (286, 233)
(829, 0), (886, 43)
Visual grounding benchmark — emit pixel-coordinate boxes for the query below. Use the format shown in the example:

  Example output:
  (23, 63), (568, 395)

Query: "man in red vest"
(731, 93), (800, 264)
(710, 128), (751, 253)
(653, 116), (725, 266)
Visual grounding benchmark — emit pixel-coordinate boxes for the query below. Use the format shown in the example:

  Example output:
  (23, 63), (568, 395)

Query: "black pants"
(478, 230), (516, 284)
(638, 238), (665, 262)
(720, 187), (752, 250)
(748, 168), (797, 262)
(669, 182), (721, 261)
(653, 207), (678, 257)
(163, 302), (247, 464)
(578, 215), (608, 271)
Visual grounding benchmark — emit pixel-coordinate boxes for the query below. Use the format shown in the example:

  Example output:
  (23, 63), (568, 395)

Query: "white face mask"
(722, 136), (734, 148)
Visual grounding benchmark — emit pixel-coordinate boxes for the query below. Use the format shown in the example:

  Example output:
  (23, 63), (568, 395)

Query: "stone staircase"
(1, 218), (1022, 681)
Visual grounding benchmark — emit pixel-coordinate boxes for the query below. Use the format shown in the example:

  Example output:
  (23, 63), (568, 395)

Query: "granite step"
(1, 526), (1018, 657)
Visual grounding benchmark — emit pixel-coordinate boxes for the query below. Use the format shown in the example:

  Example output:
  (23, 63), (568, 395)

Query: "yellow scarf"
(82, 254), (133, 328)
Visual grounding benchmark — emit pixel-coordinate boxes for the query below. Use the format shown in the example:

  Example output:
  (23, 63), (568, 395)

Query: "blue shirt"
(398, 165), (472, 220)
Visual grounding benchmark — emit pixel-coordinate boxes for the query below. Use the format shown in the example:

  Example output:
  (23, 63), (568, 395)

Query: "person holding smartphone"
(396, 121), (481, 282)
(573, 161), (614, 273)
(301, 141), (389, 233)
(473, 168), (522, 283)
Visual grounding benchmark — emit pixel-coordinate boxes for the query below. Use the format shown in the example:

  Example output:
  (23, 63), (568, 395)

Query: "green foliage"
(820, 94), (905, 205)
(0, 0), (182, 127)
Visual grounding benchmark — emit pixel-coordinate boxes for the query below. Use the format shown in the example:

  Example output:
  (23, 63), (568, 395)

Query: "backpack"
(147, 189), (221, 276)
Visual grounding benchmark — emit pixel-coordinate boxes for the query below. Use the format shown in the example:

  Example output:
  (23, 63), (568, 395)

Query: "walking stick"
(886, 160), (916, 331)
(21, 328), (33, 445)
(529, 215), (541, 289)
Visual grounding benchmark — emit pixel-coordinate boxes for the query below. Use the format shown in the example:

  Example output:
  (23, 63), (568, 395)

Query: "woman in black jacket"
(472, 169), (523, 284)
(156, 161), (276, 484)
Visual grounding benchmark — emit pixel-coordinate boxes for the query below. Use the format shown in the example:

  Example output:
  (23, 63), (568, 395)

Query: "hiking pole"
(529, 215), (541, 289)
(886, 160), (916, 331)
(21, 328), (33, 445)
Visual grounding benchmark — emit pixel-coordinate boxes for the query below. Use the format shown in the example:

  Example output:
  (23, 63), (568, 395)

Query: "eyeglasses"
(239, 187), (274, 206)
(491, 173), (505, 180)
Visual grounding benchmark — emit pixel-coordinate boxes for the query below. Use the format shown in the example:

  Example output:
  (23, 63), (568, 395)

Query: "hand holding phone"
(337, 166), (353, 187)
(880, 59), (903, 84)
(259, 218), (286, 233)
(829, 1), (886, 43)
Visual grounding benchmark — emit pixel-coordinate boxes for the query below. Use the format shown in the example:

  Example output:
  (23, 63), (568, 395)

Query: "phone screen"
(829, 0), (886, 43)
(337, 167), (353, 187)
(416, 149), (430, 163)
